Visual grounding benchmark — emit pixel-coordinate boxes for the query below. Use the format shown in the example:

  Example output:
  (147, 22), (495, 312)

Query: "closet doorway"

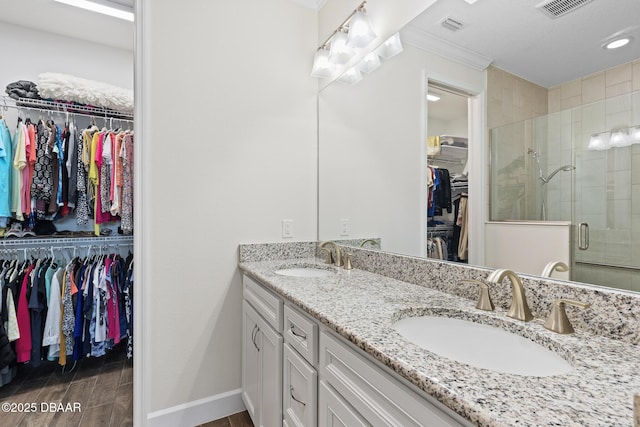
(426, 80), (473, 264)
(0, 3), (135, 426)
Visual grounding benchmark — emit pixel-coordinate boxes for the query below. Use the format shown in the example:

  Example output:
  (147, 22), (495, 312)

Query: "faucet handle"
(544, 299), (591, 334)
(343, 253), (353, 270)
(459, 280), (494, 312)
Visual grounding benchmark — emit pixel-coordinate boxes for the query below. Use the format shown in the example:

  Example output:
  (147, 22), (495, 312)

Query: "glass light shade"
(629, 126), (640, 143)
(329, 31), (355, 65)
(338, 67), (363, 86)
(311, 49), (334, 78)
(346, 11), (377, 49)
(609, 129), (632, 147)
(588, 132), (610, 151)
(357, 52), (381, 74)
(375, 32), (403, 59)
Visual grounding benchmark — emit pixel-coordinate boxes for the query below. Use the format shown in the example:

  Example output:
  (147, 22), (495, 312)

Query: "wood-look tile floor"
(197, 411), (253, 427)
(0, 343), (132, 427)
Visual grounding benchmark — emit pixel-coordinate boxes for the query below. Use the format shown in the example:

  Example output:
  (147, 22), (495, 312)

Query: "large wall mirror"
(318, 0), (640, 293)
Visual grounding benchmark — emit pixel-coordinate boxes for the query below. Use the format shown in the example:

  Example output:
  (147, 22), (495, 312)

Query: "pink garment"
(105, 258), (120, 343)
(21, 124), (31, 215)
(15, 265), (34, 363)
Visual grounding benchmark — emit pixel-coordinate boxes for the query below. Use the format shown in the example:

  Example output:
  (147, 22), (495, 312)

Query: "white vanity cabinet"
(242, 276), (284, 427)
(283, 305), (319, 427)
(242, 273), (469, 427)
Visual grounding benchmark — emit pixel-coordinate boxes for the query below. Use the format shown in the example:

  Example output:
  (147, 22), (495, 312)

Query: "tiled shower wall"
(488, 60), (640, 291)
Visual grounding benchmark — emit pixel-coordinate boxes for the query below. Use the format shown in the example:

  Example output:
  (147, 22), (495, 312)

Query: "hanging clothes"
(0, 249), (134, 387)
(0, 119), (13, 227)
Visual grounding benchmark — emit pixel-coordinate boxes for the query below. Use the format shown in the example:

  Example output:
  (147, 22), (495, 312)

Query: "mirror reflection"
(318, 0), (640, 293)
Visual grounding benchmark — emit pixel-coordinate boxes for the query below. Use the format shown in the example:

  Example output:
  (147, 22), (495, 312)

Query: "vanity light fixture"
(629, 126), (640, 143)
(310, 48), (334, 78)
(427, 93), (441, 102)
(329, 31), (356, 65)
(609, 129), (632, 147)
(311, 1), (377, 78)
(587, 132), (610, 151)
(338, 67), (363, 86)
(53, 0), (134, 21)
(357, 52), (382, 74)
(375, 32), (403, 59)
(346, 9), (377, 48)
(604, 37), (631, 50)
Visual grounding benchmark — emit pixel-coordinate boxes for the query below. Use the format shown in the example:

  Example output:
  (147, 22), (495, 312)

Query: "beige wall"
(549, 59), (640, 113)
(487, 66), (548, 130)
(138, 0), (318, 424)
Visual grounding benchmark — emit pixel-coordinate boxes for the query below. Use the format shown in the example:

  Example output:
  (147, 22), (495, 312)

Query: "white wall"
(0, 21), (133, 91)
(485, 221), (571, 280)
(138, 0), (317, 424)
(319, 44), (484, 257)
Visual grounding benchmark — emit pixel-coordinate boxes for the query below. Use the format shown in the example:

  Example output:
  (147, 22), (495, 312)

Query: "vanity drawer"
(319, 331), (463, 427)
(318, 380), (368, 427)
(283, 343), (317, 427)
(284, 305), (318, 366)
(243, 275), (283, 333)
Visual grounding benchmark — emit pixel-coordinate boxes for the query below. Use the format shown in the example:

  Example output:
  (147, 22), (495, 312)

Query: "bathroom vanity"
(238, 242), (640, 427)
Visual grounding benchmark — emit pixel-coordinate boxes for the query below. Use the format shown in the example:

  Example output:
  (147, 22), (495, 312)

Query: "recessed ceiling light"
(604, 37), (630, 49)
(53, 0), (134, 21)
(427, 94), (441, 102)
(464, 0), (480, 3)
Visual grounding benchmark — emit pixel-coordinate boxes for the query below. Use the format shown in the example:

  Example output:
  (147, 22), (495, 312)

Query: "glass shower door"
(571, 92), (640, 291)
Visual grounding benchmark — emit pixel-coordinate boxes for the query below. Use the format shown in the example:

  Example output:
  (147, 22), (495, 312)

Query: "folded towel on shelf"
(37, 72), (133, 113)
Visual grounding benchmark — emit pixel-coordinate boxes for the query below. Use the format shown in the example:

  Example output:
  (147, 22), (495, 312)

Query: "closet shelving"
(1, 96), (133, 121)
(0, 235), (133, 258)
(1, 95), (135, 251)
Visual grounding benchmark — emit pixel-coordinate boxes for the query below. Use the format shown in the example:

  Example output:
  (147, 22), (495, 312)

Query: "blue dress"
(0, 120), (13, 225)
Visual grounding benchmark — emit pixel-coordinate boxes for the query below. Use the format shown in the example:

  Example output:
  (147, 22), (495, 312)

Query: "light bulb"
(357, 52), (381, 74)
(346, 11), (376, 49)
(311, 49), (334, 78)
(329, 31), (355, 65)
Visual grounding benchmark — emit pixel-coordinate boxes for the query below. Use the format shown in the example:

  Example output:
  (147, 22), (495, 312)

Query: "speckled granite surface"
(238, 242), (640, 427)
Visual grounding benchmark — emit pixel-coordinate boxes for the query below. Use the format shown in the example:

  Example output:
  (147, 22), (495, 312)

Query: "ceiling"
(0, 0), (134, 51)
(406, 0), (640, 88)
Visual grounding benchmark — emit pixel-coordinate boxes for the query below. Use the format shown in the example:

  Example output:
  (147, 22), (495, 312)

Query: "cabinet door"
(283, 344), (317, 427)
(258, 312), (283, 427)
(242, 301), (261, 425)
(318, 381), (368, 427)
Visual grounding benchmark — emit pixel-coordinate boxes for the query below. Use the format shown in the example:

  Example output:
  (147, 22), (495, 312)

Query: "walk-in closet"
(0, 4), (135, 425)
(427, 82), (471, 263)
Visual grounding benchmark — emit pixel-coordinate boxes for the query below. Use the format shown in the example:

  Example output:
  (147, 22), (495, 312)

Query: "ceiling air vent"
(441, 17), (464, 32)
(536, 0), (595, 18)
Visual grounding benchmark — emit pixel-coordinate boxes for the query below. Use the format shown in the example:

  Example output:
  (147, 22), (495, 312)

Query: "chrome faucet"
(486, 269), (533, 322)
(320, 241), (343, 267)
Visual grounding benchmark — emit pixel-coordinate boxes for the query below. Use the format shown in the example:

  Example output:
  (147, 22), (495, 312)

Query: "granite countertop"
(239, 257), (640, 427)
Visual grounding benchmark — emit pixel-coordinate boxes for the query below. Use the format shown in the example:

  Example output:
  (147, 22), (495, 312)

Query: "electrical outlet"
(282, 219), (293, 238)
(340, 219), (349, 236)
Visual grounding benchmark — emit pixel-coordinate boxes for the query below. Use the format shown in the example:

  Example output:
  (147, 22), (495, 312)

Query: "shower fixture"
(527, 149), (576, 220)
(527, 149), (575, 184)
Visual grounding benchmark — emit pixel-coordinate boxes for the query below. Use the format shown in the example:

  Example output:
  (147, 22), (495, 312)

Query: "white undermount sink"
(274, 267), (335, 278)
(392, 315), (573, 377)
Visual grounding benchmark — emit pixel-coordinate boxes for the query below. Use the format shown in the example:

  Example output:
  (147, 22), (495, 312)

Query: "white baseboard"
(147, 388), (245, 427)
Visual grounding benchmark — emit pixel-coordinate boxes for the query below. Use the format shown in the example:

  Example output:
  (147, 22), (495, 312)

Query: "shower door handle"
(578, 222), (589, 250)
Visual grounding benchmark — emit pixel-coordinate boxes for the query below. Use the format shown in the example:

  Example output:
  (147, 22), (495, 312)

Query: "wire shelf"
(1, 96), (133, 121)
(0, 235), (133, 248)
